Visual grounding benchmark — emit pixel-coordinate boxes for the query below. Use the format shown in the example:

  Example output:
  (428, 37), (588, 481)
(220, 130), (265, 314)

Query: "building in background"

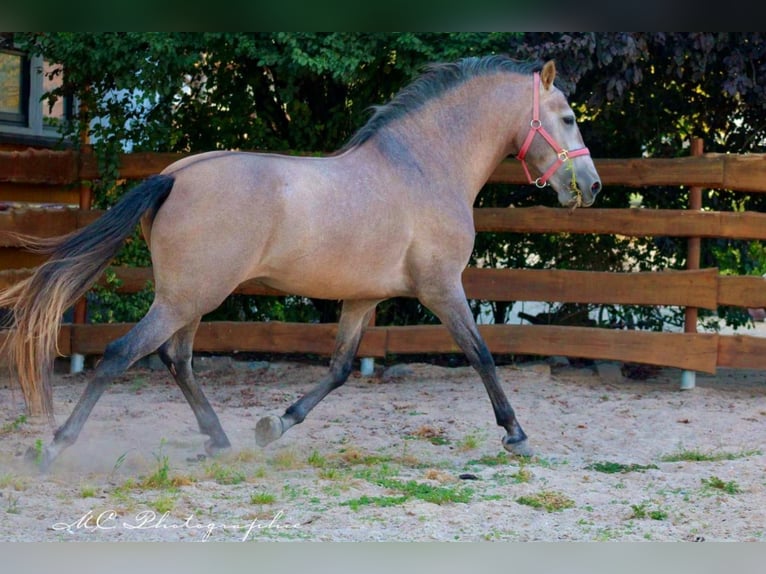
(0, 33), (72, 150)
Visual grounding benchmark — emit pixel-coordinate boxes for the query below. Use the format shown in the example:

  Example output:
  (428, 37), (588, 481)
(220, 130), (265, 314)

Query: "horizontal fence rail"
(3, 149), (766, 375)
(0, 267), (736, 310)
(4, 149), (766, 190)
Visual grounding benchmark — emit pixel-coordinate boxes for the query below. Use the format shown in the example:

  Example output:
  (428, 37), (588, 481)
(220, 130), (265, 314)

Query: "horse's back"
(160, 150), (237, 175)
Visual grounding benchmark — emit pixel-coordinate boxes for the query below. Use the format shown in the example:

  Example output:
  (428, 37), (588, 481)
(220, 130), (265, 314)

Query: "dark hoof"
(503, 438), (533, 457)
(255, 415), (284, 447)
(502, 435), (533, 457)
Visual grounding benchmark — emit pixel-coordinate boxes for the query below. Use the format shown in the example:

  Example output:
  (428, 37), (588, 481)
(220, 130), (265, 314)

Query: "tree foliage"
(15, 32), (766, 329)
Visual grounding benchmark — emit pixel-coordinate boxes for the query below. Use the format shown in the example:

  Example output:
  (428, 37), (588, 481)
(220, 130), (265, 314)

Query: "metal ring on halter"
(534, 177), (547, 188)
(530, 119), (541, 129)
(558, 150), (569, 161)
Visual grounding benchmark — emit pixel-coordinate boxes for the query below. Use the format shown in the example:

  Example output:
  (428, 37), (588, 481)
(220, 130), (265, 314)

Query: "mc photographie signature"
(51, 509), (301, 541)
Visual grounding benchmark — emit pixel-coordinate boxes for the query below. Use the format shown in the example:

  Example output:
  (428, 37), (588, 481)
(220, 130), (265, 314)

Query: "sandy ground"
(0, 355), (765, 542)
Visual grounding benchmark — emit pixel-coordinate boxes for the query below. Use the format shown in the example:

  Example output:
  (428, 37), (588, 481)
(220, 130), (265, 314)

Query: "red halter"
(516, 72), (591, 188)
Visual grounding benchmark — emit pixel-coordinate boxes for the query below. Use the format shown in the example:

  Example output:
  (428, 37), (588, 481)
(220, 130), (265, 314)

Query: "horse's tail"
(0, 174), (175, 419)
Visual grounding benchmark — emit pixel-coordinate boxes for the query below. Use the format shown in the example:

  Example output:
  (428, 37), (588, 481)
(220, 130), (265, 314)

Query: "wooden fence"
(3, 146), (766, 375)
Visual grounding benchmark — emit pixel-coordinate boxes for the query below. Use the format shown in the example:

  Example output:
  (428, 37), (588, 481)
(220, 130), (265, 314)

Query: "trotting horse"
(0, 56), (601, 471)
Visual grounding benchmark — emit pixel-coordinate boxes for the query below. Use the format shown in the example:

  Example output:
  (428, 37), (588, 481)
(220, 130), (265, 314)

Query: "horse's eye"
(563, 115), (575, 126)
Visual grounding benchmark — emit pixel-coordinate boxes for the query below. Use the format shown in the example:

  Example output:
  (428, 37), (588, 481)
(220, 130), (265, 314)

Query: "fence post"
(681, 137), (704, 389)
(70, 131), (92, 374)
(359, 307), (376, 376)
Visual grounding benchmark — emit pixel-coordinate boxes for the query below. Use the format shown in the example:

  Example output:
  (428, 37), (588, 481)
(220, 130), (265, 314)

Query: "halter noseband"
(516, 72), (591, 189)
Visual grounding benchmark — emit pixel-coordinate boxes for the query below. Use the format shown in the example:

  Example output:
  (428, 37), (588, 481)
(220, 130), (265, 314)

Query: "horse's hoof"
(255, 415), (284, 447)
(502, 436), (533, 457)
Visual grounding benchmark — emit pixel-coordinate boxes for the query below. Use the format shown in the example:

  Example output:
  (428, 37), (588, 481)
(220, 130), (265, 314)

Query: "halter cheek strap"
(516, 72), (591, 188)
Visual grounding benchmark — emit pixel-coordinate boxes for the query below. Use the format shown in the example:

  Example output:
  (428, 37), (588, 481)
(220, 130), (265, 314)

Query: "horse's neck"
(376, 76), (523, 202)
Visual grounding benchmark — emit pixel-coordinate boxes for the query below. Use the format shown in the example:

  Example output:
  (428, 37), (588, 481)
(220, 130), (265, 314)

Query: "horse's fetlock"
(285, 404), (306, 424)
(52, 427), (75, 447)
(330, 362), (354, 386)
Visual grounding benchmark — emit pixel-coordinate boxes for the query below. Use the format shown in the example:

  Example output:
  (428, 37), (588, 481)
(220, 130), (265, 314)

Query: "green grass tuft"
(516, 490), (575, 512)
(307, 450), (327, 468)
(701, 476), (741, 494)
(80, 486), (97, 498)
(0, 415), (27, 435)
(344, 475), (473, 510)
(660, 448), (761, 463)
(250, 492), (277, 505)
(204, 461), (246, 485)
(342, 495), (409, 511)
(630, 502), (667, 520)
(586, 461), (659, 474)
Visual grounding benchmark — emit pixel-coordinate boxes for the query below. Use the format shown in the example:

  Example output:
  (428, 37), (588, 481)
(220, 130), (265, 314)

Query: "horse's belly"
(257, 264), (412, 301)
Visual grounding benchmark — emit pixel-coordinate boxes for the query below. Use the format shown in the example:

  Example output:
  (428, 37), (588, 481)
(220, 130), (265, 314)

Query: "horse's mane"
(341, 55), (543, 151)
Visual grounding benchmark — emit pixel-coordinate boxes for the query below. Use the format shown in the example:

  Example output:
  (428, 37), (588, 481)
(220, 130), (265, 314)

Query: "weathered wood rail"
(3, 148), (766, 374)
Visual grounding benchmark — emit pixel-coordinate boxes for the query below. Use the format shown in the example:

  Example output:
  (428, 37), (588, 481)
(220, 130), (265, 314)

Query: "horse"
(0, 56), (601, 471)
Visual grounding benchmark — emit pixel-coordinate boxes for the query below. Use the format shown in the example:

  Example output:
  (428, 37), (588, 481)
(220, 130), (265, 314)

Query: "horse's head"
(516, 60), (602, 208)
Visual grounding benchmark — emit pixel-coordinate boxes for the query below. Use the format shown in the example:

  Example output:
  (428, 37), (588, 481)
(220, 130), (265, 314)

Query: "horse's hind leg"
(157, 318), (231, 456)
(33, 302), (188, 472)
(255, 299), (378, 447)
(419, 286), (531, 456)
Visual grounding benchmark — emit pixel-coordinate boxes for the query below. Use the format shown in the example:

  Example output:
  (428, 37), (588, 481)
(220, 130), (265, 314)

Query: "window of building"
(0, 49), (29, 126)
(0, 45), (73, 147)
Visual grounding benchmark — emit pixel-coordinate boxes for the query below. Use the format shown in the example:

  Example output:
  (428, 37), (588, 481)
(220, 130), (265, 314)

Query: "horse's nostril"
(591, 181), (602, 195)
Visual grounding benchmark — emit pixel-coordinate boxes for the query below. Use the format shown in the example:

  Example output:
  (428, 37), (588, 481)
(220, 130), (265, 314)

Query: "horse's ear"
(541, 60), (556, 90)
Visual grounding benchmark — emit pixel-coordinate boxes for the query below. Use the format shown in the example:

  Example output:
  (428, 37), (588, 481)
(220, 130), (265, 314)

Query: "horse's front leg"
(419, 286), (531, 456)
